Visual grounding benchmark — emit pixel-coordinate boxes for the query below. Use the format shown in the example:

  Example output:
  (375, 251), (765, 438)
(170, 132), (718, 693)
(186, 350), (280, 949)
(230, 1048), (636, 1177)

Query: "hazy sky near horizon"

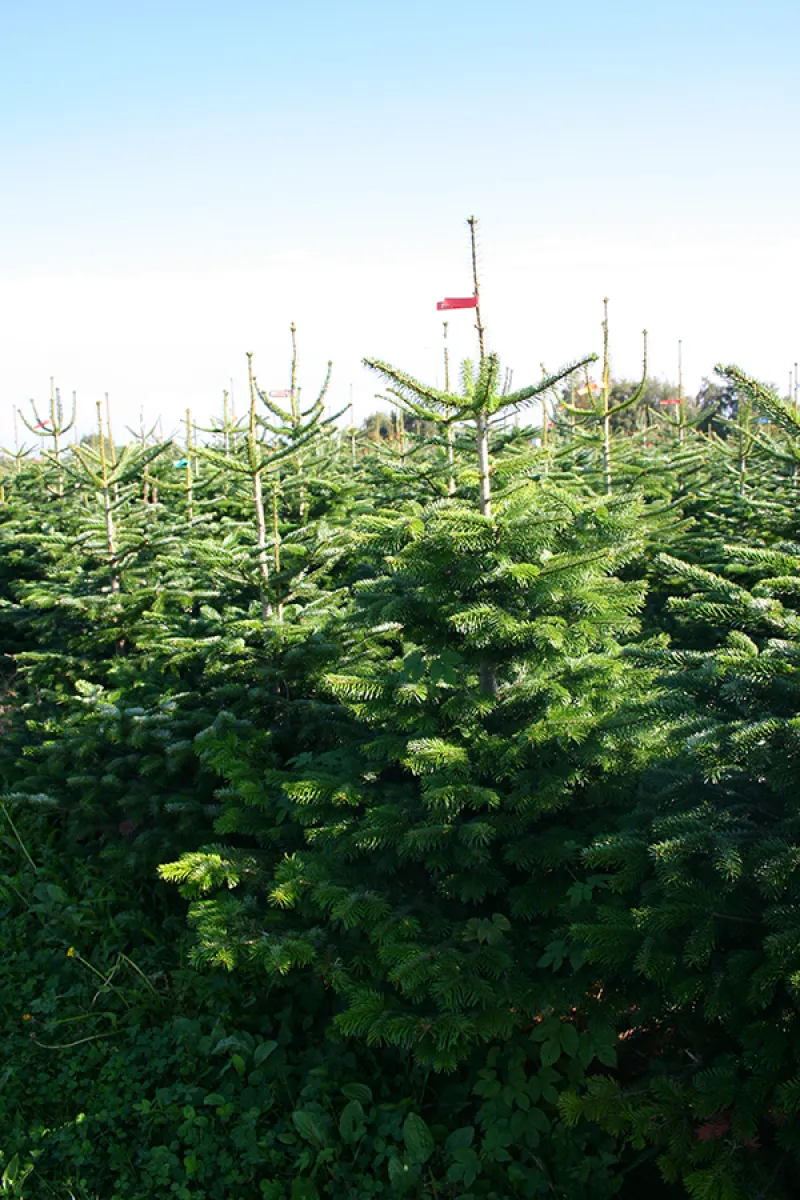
(2, 0), (799, 442)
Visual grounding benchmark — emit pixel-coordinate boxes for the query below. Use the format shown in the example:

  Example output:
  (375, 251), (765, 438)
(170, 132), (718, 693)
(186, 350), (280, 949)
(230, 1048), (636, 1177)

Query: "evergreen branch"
(717, 364), (800, 437)
(363, 359), (455, 412)
(505, 355), (597, 412)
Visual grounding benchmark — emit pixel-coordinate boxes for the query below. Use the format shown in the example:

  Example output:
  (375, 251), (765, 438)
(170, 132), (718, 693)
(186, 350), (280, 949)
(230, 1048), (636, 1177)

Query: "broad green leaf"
(338, 1099), (365, 1144)
(597, 1043), (618, 1068)
(401, 651), (426, 682)
(560, 1022), (579, 1058)
(2, 1155), (19, 1187)
(429, 658), (457, 685)
(445, 1125), (475, 1152)
(292, 1110), (326, 1145)
(403, 1111), (434, 1164)
(540, 1038), (561, 1067)
(388, 1155), (415, 1189)
(253, 1040), (278, 1067)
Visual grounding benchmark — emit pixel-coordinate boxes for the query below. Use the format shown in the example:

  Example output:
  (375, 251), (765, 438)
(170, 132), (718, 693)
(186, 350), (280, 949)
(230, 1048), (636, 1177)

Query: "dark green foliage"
(2, 803), (627, 1199)
(5, 351), (800, 1199)
(565, 371), (800, 1199)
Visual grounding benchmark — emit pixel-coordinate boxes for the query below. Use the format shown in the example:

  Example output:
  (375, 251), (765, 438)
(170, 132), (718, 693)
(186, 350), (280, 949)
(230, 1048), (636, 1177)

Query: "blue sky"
(2, 1), (799, 441)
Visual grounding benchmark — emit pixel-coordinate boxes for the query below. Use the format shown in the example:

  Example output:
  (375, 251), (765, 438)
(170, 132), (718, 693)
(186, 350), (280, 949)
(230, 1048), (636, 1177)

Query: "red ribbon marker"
(436, 295), (479, 311)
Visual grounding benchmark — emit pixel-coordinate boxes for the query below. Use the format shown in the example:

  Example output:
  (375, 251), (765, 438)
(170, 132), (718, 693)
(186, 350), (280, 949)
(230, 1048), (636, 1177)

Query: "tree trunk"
(476, 411), (492, 519)
(253, 470), (272, 621)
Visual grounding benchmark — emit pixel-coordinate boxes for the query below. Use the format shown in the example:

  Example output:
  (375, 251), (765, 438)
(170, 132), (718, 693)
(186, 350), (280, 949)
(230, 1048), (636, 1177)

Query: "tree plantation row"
(2, 318), (800, 1200)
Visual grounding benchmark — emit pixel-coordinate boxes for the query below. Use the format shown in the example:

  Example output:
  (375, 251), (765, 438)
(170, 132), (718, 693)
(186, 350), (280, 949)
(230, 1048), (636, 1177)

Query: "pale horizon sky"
(2, 1), (799, 445)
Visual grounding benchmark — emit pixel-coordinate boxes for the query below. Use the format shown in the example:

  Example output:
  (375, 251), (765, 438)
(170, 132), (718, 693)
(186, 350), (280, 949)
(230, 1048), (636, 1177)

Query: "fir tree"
(565, 369), (800, 1199)
(161, 309), (654, 1193)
